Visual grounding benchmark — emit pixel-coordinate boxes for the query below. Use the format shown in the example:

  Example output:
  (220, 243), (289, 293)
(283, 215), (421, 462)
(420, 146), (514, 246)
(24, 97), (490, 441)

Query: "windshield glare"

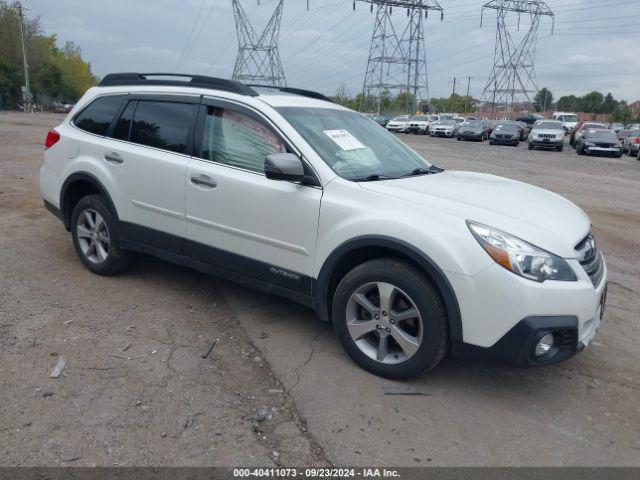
(277, 107), (432, 181)
(392, 116), (410, 121)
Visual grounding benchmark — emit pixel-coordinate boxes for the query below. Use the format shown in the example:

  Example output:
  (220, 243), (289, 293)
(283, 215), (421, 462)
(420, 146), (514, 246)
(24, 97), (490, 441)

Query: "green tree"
(0, 57), (21, 108)
(579, 91), (604, 114)
(556, 95), (579, 112)
(602, 92), (618, 115)
(611, 107), (632, 123)
(533, 87), (554, 112)
(0, 2), (96, 107)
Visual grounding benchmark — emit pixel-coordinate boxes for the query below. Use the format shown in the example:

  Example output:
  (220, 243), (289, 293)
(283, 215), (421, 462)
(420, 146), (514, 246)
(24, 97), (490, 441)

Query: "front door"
(185, 101), (322, 293)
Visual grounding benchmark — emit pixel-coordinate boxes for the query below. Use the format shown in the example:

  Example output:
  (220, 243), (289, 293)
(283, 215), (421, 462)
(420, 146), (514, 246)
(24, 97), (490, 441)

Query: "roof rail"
(99, 73), (259, 97)
(248, 84), (333, 103)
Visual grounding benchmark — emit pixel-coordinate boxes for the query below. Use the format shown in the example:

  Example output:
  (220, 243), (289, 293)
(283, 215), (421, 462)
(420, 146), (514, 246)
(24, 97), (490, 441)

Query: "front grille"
(596, 143), (615, 148)
(538, 133), (557, 139)
(576, 234), (604, 287)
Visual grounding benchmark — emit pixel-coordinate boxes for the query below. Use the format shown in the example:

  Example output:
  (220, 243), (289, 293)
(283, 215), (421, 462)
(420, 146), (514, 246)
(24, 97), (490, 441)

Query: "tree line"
(332, 83), (639, 122)
(0, 1), (97, 109)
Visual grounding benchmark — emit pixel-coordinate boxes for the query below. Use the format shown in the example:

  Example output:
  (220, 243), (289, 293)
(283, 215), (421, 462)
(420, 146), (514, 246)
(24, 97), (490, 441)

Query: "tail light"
(45, 129), (60, 150)
(635, 137), (640, 144)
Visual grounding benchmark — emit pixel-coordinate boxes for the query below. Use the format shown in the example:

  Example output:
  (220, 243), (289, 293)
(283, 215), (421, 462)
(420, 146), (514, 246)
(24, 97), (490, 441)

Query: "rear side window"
(74, 96), (124, 136)
(130, 101), (195, 154)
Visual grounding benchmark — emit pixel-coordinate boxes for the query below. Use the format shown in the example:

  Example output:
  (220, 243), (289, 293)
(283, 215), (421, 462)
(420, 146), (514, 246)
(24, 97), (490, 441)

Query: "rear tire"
(332, 258), (449, 379)
(71, 195), (132, 276)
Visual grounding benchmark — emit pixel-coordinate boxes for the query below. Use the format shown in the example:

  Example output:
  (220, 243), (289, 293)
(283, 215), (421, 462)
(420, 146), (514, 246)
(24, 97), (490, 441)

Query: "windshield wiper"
(401, 165), (444, 177)
(351, 174), (397, 182)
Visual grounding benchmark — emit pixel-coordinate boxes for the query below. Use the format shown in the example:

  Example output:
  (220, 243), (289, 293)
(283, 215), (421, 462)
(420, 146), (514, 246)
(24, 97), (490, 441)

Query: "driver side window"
(200, 106), (286, 173)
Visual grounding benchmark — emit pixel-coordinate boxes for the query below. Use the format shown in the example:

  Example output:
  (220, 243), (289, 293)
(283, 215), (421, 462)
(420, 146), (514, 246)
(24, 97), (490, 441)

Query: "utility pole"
(452, 77), (456, 96)
(465, 76), (473, 113)
(16, 1), (32, 109)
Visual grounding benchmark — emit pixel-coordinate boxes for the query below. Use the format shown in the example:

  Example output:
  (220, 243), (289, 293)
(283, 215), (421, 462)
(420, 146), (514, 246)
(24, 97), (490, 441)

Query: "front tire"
(71, 195), (131, 276)
(332, 258), (449, 379)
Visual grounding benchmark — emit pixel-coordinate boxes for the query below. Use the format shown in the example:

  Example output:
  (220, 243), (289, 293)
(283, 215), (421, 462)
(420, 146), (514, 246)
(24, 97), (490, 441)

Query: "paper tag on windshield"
(323, 129), (366, 151)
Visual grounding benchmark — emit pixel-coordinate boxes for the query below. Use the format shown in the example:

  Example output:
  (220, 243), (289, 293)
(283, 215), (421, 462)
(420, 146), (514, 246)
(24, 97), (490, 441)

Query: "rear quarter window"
(73, 95), (124, 136)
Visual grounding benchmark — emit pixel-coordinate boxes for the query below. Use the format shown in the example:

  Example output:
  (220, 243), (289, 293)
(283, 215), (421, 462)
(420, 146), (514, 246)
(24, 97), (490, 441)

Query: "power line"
(174, 0), (208, 71)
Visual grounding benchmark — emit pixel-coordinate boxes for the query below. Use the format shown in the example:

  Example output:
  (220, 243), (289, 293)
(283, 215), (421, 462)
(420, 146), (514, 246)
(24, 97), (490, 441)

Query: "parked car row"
(374, 111), (639, 160)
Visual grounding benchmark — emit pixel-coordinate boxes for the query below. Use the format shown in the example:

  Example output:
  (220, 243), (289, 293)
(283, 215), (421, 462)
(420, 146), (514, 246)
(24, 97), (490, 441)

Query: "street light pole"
(16, 1), (32, 109)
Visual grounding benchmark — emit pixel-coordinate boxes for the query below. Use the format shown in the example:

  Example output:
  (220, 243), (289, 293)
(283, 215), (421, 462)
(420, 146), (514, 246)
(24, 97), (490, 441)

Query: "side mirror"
(265, 153), (305, 182)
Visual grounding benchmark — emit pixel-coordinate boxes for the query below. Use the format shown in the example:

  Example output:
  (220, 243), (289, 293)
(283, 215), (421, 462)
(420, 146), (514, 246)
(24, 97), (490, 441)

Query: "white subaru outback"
(40, 73), (607, 379)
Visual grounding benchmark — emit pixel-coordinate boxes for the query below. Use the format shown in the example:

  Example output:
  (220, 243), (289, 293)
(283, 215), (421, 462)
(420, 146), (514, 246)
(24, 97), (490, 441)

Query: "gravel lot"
(1, 112), (639, 467)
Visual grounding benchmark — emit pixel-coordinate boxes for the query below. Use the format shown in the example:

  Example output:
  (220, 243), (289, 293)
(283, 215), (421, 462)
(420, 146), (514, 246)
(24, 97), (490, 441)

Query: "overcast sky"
(28, 0), (640, 102)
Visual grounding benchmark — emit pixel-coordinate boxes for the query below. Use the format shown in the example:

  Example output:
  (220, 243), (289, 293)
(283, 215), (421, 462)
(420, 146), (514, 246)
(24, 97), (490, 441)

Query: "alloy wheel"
(76, 209), (110, 264)
(345, 282), (423, 364)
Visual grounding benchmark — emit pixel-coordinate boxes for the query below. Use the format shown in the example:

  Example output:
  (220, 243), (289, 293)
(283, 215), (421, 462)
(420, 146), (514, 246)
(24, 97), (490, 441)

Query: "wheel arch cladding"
(315, 236), (463, 342)
(60, 172), (118, 231)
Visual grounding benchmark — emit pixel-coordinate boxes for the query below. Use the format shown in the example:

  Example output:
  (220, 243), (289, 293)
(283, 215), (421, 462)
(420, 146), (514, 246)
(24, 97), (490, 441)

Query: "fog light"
(535, 333), (555, 357)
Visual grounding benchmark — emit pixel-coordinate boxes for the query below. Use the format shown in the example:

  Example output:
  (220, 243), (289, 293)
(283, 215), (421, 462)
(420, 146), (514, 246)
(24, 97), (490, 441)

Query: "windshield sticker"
(323, 129), (366, 151)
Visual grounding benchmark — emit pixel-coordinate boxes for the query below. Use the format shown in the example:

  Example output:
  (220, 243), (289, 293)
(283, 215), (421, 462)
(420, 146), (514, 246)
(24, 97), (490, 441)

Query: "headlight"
(467, 221), (577, 282)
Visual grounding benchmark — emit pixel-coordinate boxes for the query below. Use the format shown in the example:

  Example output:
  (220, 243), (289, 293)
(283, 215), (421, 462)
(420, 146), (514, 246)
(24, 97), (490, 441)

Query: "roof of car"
(96, 72), (341, 110)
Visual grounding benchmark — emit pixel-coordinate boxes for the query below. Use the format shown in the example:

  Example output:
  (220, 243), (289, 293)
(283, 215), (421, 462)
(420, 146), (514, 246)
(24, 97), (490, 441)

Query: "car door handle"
(104, 152), (123, 164)
(190, 174), (217, 189)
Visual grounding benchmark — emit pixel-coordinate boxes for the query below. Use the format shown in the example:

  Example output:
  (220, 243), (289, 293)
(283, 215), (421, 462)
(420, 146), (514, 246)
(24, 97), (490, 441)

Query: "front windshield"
(462, 121), (481, 127)
(413, 116), (429, 121)
(496, 124), (518, 131)
(392, 116), (410, 121)
(434, 120), (454, 125)
(277, 107), (432, 181)
(533, 122), (563, 130)
(562, 115), (578, 122)
(587, 130), (617, 139)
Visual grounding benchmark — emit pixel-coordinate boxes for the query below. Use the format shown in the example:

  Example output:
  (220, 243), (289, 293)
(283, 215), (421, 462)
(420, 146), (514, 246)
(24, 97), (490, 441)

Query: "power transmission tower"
(357, 0), (443, 114)
(480, 0), (554, 115)
(231, 0), (286, 87)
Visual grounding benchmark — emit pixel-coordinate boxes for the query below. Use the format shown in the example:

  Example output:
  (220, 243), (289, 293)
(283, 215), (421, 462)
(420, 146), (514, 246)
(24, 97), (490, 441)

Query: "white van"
(552, 112), (579, 134)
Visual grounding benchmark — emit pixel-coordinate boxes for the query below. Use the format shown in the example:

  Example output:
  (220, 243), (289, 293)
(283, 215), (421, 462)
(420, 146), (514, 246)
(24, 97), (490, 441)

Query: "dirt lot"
(1, 112), (639, 467)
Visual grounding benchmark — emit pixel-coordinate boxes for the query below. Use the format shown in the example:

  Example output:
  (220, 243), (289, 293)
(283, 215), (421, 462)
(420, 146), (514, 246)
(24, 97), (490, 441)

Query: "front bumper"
(432, 130), (453, 137)
(585, 146), (622, 156)
(458, 132), (483, 140)
(530, 138), (563, 147)
(387, 125), (407, 132)
(490, 137), (518, 144)
(448, 257), (608, 367)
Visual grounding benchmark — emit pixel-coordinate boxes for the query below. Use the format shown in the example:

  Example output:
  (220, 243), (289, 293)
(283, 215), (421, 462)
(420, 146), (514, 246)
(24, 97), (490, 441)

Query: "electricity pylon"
(357, 0), (443, 114)
(480, 0), (554, 114)
(231, 0), (286, 87)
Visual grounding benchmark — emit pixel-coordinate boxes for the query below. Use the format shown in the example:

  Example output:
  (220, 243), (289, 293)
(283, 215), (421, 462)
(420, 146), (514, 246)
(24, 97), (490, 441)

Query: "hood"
(531, 129), (563, 136)
(360, 171), (590, 258)
(460, 126), (483, 132)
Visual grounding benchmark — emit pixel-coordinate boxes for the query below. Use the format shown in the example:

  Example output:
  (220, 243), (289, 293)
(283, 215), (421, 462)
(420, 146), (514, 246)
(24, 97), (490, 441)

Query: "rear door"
(94, 96), (198, 249)
(184, 99), (322, 294)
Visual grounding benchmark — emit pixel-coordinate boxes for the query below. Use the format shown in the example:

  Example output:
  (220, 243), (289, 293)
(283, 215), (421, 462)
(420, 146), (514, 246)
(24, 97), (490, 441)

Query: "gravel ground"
(1, 112), (639, 467)
(0, 112), (327, 467)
